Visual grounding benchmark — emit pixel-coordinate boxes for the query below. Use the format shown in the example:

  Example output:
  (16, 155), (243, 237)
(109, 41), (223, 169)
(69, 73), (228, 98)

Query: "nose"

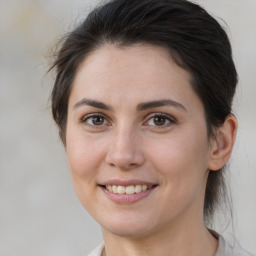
(105, 127), (145, 170)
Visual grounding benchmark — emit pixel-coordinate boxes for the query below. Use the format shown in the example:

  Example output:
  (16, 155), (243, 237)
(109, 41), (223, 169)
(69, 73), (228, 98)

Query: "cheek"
(151, 138), (209, 217)
(65, 131), (107, 211)
(146, 128), (209, 192)
(150, 128), (208, 166)
(65, 129), (105, 181)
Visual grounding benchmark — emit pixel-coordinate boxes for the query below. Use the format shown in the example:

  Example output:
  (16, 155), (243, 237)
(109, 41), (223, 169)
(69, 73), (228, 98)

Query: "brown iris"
(92, 116), (105, 125)
(153, 116), (166, 126)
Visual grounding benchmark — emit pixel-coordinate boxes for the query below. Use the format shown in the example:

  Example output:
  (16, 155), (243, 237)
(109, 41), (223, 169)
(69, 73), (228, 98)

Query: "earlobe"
(207, 114), (237, 171)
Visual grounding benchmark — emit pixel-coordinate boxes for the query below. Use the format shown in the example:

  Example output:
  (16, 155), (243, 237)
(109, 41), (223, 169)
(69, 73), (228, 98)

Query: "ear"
(207, 114), (237, 171)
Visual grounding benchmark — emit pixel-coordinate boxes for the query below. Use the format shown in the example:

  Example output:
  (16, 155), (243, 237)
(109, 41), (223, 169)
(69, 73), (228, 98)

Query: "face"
(66, 44), (214, 238)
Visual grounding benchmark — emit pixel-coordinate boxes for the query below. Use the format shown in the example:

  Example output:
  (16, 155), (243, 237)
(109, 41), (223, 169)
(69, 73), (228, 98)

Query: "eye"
(82, 114), (108, 127)
(145, 113), (175, 127)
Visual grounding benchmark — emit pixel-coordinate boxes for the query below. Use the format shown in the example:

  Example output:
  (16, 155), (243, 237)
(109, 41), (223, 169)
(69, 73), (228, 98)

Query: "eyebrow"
(73, 98), (187, 112)
(73, 98), (113, 111)
(136, 99), (187, 112)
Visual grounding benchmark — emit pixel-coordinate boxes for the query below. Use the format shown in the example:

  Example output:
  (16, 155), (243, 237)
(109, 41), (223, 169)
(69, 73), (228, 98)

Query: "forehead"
(74, 43), (190, 84)
(69, 43), (202, 111)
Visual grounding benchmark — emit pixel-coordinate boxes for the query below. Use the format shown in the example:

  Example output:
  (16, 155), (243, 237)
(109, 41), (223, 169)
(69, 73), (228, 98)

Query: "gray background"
(0, 0), (255, 255)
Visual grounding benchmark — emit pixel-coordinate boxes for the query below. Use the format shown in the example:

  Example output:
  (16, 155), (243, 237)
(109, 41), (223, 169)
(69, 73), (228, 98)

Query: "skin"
(65, 44), (237, 256)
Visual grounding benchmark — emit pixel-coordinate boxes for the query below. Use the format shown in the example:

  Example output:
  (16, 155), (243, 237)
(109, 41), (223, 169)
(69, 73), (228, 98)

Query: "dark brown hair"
(50, 0), (237, 223)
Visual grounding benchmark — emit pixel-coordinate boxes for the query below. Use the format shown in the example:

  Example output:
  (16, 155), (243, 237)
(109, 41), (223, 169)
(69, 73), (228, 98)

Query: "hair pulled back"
(50, 0), (238, 223)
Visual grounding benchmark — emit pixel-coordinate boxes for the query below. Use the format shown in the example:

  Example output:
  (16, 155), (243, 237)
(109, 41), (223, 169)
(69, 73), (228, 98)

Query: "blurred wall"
(0, 0), (255, 255)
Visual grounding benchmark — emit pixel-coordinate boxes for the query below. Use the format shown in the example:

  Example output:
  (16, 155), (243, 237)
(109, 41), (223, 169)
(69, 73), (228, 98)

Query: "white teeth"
(105, 184), (154, 194)
(134, 185), (142, 193)
(126, 185), (135, 194)
(106, 185), (112, 192)
(142, 185), (147, 191)
(117, 185), (126, 194)
(112, 185), (117, 193)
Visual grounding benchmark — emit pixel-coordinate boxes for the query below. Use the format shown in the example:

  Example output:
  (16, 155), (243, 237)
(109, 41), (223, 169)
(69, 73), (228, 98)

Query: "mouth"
(98, 183), (159, 204)
(100, 184), (157, 195)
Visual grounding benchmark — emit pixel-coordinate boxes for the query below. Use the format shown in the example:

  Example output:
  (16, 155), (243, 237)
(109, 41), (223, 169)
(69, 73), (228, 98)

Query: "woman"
(50, 0), (252, 255)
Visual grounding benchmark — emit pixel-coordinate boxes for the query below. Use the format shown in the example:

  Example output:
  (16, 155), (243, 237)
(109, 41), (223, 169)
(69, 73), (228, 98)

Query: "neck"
(101, 219), (218, 256)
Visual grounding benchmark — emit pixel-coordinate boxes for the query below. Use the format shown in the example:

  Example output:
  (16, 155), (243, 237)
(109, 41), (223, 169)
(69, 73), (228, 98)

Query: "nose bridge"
(106, 122), (144, 169)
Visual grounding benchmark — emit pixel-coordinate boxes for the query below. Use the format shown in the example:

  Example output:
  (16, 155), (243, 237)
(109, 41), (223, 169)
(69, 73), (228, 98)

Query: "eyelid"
(80, 112), (176, 129)
(81, 113), (111, 127)
(143, 112), (176, 126)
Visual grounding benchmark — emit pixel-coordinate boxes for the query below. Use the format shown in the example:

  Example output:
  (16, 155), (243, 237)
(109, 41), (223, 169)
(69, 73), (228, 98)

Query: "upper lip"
(99, 179), (158, 186)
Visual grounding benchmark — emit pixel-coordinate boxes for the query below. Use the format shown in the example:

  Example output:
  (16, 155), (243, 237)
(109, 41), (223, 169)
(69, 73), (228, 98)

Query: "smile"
(105, 184), (154, 194)
(99, 183), (158, 204)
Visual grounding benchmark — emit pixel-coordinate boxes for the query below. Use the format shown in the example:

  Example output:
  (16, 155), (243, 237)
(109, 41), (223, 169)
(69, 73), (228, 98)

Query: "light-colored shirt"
(86, 233), (254, 256)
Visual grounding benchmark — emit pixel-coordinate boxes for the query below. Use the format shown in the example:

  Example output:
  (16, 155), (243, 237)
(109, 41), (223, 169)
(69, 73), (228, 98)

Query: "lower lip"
(100, 186), (157, 204)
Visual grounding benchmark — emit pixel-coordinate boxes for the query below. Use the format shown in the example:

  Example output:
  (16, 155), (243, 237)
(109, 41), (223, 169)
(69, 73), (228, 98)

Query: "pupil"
(154, 116), (165, 125)
(92, 116), (104, 125)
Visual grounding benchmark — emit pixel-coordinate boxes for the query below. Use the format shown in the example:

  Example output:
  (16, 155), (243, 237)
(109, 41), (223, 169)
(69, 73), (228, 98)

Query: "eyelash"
(81, 113), (109, 128)
(144, 113), (176, 128)
(81, 113), (176, 129)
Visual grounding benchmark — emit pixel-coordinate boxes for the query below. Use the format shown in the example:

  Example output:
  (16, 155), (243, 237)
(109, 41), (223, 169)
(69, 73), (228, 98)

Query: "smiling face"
(66, 44), (214, 238)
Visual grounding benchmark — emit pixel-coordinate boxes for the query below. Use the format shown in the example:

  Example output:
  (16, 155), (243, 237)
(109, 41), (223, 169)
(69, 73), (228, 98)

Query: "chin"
(99, 213), (159, 238)
(103, 224), (153, 238)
